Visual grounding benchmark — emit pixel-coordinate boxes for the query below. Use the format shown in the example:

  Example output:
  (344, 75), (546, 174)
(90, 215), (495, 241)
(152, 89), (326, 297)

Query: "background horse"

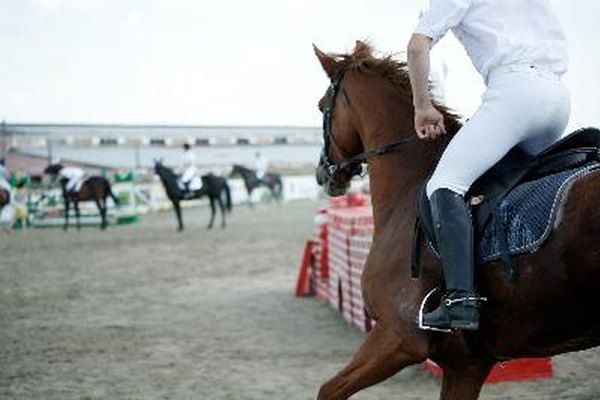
(154, 160), (232, 231)
(313, 41), (600, 400)
(229, 164), (283, 205)
(0, 188), (9, 211)
(44, 164), (120, 230)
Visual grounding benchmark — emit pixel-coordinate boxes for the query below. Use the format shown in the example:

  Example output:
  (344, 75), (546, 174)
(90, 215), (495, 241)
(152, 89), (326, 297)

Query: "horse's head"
(44, 163), (62, 175)
(44, 163), (63, 177)
(229, 164), (242, 178)
(313, 41), (378, 196)
(153, 158), (164, 174)
(313, 41), (461, 197)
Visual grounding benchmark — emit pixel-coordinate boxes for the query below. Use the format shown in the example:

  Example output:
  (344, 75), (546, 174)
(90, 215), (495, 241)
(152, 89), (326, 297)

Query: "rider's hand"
(414, 104), (446, 140)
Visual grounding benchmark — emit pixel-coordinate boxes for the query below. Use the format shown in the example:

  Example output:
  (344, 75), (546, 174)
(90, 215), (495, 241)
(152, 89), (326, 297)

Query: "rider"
(57, 164), (85, 194)
(408, 0), (570, 330)
(0, 158), (12, 193)
(180, 143), (198, 193)
(254, 151), (268, 184)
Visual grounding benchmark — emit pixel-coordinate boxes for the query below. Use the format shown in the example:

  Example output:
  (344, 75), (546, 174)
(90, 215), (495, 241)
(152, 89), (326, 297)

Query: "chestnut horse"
(313, 41), (600, 400)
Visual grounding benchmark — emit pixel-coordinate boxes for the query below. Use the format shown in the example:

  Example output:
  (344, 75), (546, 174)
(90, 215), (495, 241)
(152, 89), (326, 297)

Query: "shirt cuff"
(413, 22), (444, 48)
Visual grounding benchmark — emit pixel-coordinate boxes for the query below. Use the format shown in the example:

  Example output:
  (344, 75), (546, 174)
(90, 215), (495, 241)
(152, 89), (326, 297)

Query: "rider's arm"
(407, 34), (433, 111)
(408, 0), (471, 140)
(408, 34), (446, 140)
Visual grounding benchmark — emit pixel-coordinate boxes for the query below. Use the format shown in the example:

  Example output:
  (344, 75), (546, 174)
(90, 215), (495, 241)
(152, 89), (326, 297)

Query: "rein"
(320, 71), (417, 180)
(335, 136), (419, 171)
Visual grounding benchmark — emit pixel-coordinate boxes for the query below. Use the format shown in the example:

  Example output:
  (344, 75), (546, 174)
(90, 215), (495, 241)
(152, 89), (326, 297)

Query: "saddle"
(412, 127), (600, 282)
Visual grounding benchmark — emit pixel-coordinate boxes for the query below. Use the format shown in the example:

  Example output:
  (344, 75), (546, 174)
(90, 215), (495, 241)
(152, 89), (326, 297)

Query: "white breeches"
(426, 65), (571, 198)
(181, 167), (197, 183)
(256, 170), (266, 180)
(66, 177), (83, 192)
(0, 179), (11, 192)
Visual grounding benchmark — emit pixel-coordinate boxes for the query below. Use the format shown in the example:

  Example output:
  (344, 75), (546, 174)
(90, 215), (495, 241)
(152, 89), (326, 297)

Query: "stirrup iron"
(418, 288), (452, 333)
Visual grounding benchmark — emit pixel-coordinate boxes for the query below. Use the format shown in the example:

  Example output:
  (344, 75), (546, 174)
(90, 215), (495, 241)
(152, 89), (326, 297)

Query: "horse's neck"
(242, 169), (254, 180)
(353, 81), (455, 233)
(365, 130), (445, 239)
(368, 158), (422, 233)
(159, 168), (179, 192)
(160, 168), (175, 181)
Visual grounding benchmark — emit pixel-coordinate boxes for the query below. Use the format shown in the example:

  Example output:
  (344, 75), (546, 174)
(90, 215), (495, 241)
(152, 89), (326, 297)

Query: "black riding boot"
(183, 181), (192, 199)
(421, 188), (484, 331)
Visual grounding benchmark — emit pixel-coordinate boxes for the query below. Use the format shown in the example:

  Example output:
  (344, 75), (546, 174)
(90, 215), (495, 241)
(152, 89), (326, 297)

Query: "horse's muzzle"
(315, 164), (348, 197)
(315, 164), (329, 186)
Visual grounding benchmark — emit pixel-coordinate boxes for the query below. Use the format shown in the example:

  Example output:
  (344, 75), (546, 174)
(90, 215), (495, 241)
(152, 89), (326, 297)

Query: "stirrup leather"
(444, 296), (487, 307)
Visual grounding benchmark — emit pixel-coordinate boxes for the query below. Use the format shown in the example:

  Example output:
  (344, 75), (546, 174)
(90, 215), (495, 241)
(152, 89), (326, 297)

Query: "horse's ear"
(353, 40), (371, 58)
(313, 44), (337, 78)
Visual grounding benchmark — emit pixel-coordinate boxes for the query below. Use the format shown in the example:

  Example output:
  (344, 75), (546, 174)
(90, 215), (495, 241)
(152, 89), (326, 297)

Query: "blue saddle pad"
(478, 165), (599, 263)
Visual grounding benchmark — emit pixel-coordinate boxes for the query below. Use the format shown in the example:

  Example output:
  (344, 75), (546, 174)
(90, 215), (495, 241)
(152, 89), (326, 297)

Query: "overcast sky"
(1, 0), (598, 131)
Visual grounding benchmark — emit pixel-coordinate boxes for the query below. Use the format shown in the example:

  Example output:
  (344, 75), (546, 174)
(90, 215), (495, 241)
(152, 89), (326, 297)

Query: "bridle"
(318, 70), (418, 188)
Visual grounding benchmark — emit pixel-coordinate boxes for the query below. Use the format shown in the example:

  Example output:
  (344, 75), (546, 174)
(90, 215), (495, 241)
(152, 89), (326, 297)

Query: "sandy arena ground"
(1, 200), (599, 399)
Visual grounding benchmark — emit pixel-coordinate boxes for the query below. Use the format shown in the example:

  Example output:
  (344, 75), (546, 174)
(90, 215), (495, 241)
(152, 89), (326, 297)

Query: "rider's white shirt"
(415, 0), (568, 82)
(181, 150), (198, 185)
(254, 156), (268, 179)
(182, 150), (196, 169)
(58, 167), (84, 192)
(59, 167), (84, 181)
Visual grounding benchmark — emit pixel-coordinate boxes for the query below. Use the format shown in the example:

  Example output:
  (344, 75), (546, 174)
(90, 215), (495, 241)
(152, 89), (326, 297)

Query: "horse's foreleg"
(247, 187), (254, 208)
(174, 201), (184, 231)
(207, 198), (216, 229)
(439, 362), (493, 400)
(63, 198), (70, 231)
(217, 196), (226, 228)
(102, 203), (108, 230)
(317, 322), (427, 400)
(74, 200), (81, 230)
(100, 199), (109, 230)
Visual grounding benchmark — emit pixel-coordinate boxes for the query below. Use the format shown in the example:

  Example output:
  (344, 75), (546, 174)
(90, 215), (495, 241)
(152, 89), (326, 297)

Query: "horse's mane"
(331, 41), (462, 132)
(155, 162), (177, 180)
